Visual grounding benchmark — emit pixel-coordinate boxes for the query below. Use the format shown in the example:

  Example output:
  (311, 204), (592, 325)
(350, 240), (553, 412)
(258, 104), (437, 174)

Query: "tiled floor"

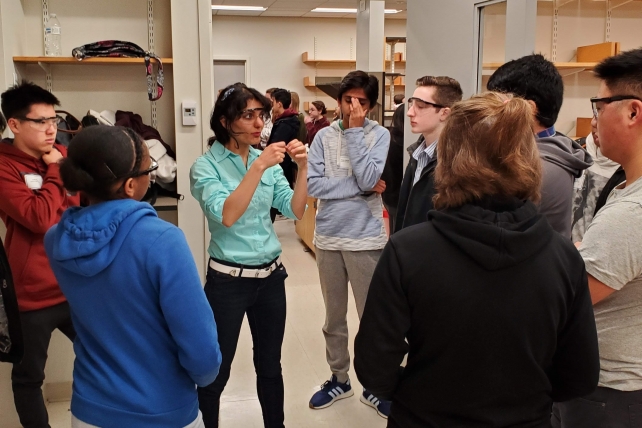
(48, 219), (387, 427)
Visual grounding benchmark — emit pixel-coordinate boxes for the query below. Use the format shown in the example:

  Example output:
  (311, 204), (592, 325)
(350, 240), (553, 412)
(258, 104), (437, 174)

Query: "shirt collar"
(536, 126), (556, 138)
(413, 139), (437, 160)
(209, 141), (260, 163)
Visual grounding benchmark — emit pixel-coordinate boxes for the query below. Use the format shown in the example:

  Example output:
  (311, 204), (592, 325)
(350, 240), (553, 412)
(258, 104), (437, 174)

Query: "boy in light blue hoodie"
(307, 71), (391, 418)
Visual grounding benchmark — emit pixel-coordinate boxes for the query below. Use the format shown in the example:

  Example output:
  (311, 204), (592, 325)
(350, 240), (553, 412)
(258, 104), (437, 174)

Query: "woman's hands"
(286, 140), (308, 169)
(254, 142), (286, 171)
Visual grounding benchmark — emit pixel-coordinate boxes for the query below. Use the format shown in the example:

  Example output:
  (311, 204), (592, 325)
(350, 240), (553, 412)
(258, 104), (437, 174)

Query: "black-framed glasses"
(591, 95), (642, 118)
(115, 156), (159, 193)
(239, 108), (270, 122)
(407, 97), (445, 111)
(131, 157), (159, 180)
(18, 116), (61, 132)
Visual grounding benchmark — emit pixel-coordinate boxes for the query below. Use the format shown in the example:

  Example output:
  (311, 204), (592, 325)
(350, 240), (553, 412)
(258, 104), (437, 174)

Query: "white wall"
(211, 16), (407, 112)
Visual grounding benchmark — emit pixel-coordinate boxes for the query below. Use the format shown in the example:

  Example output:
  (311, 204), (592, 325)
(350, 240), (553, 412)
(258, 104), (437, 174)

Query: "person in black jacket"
(394, 76), (462, 233)
(0, 112), (23, 365)
(267, 88), (301, 188)
(381, 104), (405, 232)
(354, 92), (600, 428)
(268, 89), (301, 222)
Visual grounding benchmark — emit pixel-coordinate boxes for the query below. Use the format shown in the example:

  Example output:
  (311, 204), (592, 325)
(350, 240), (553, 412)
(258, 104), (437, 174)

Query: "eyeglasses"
(239, 108), (270, 122)
(343, 96), (369, 107)
(18, 116), (61, 131)
(407, 97), (445, 112)
(591, 95), (642, 118)
(132, 157), (159, 183)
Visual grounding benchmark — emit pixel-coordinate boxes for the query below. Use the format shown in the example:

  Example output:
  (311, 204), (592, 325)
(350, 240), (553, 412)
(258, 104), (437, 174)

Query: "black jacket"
(381, 126), (404, 210)
(267, 109), (300, 186)
(355, 198), (600, 428)
(0, 236), (23, 363)
(393, 137), (437, 233)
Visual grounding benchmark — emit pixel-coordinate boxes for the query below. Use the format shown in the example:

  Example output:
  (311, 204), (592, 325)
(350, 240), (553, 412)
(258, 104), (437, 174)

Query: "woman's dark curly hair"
(208, 83), (271, 148)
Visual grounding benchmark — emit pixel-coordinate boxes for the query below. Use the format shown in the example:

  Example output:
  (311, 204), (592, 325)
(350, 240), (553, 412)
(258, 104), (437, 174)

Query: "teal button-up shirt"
(190, 142), (296, 265)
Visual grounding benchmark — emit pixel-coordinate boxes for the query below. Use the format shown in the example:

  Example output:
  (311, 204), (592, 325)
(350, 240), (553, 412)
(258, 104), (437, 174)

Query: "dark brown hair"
(433, 92), (541, 210)
(415, 76), (463, 107)
(311, 101), (327, 115)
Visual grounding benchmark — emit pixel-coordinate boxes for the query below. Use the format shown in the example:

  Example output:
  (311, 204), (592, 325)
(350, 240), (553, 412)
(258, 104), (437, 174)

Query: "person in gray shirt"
(552, 48), (642, 427)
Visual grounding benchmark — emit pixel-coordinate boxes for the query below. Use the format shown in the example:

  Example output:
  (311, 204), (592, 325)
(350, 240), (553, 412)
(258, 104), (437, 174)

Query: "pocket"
(255, 173), (276, 209)
(557, 397), (607, 428)
(630, 403), (642, 428)
(205, 267), (239, 287)
(260, 173), (276, 186)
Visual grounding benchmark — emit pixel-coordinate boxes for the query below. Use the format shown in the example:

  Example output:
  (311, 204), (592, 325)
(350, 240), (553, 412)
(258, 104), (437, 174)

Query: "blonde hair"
(433, 92), (541, 210)
(290, 92), (300, 113)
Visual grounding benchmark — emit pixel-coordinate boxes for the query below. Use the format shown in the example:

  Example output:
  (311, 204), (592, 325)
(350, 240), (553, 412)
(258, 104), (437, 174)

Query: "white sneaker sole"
(360, 394), (389, 419)
(309, 389), (354, 410)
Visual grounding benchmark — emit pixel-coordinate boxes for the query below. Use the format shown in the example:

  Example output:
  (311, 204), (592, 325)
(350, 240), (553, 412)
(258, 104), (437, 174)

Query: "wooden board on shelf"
(13, 56), (172, 65)
(305, 77), (405, 91)
(483, 61), (597, 71)
(576, 117), (593, 138)
(577, 42), (620, 63)
(302, 52), (405, 67)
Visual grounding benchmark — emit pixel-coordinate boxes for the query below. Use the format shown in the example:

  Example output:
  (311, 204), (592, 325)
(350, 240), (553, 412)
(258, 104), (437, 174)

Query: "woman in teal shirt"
(190, 83), (307, 428)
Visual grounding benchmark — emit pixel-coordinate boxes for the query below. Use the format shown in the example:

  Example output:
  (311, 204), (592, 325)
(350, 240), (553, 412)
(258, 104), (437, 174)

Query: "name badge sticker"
(339, 155), (351, 170)
(24, 173), (43, 190)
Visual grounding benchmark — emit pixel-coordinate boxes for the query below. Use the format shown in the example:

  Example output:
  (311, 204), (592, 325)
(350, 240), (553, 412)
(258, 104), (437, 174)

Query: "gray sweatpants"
(316, 248), (382, 383)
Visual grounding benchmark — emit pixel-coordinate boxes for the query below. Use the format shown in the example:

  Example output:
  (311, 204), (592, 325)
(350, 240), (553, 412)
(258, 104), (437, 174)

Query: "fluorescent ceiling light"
(212, 5), (267, 11)
(311, 7), (401, 14)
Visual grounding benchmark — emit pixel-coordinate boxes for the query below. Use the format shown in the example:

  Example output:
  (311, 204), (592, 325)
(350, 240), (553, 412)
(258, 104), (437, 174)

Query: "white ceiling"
(211, 0), (408, 19)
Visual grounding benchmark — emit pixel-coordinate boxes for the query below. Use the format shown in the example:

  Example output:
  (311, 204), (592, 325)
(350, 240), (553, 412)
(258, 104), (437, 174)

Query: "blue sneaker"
(360, 389), (391, 419)
(309, 375), (354, 409)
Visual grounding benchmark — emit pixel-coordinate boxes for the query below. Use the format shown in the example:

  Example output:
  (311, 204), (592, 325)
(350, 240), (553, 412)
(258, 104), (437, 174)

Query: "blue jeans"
(198, 264), (288, 428)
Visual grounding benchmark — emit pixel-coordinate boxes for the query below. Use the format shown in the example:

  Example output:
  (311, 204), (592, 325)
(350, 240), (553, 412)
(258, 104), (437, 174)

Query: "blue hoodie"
(44, 199), (221, 428)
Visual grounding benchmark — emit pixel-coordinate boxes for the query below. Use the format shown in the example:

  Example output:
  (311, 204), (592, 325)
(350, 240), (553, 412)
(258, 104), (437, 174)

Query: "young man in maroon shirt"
(0, 82), (80, 427)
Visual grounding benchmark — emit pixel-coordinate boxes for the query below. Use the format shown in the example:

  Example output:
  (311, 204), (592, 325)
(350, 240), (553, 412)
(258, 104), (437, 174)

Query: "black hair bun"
(59, 157), (95, 193)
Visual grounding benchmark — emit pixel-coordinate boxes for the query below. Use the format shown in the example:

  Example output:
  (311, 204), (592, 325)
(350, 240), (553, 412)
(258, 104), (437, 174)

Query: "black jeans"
(552, 386), (642, 428)
(198, 264), (288, 428)
(12, 302), (75, 428)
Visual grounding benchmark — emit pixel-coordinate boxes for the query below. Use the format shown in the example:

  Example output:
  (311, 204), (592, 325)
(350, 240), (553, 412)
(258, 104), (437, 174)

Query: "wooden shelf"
(483, 61), (597, 71)
(302, 52), (405, 67)
(13, 56), (172, 65)
(304, 76), (404, 91)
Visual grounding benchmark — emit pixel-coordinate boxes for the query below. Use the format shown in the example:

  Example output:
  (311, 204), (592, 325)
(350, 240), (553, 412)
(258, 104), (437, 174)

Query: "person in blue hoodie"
(44, 125), (221, 428)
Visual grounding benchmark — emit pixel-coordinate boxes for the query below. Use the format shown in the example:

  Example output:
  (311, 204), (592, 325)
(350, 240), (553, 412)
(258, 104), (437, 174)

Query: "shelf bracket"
(559, 67), (587, 77)
(42, 0), (48, 55)
(610, 0), (634, 9)
(147, 0), (158, 129)
(606, 0), (634, 41)
(37, 62), (53, 92)
(552, 0), (579, 60)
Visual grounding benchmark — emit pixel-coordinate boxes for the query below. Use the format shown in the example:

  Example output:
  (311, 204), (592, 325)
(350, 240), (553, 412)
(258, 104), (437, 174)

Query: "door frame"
(473, 0), (507, 93)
